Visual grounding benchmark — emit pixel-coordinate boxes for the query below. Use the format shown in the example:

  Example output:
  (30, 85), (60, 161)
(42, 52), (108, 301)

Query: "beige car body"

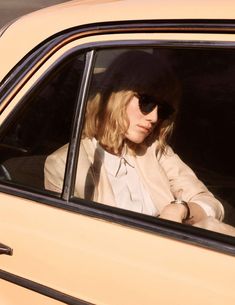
(0, 1), (235, 304)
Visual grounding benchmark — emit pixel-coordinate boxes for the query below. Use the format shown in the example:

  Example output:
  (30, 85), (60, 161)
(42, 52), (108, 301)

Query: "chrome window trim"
(62, 50), (95, 201)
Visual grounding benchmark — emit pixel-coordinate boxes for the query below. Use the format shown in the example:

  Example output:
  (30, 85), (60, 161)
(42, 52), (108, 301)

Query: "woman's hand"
(194, 216), (235, 237)
(159, 203), (187, 222)
(159, 202), (207, 225)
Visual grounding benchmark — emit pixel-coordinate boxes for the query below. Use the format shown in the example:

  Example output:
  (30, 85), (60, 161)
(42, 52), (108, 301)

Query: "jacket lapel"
(82, 138), (116, 207)
(134, 143), (174, 213)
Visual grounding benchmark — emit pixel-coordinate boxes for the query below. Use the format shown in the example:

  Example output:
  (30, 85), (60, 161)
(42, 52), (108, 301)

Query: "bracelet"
(170, 199), (191, 221)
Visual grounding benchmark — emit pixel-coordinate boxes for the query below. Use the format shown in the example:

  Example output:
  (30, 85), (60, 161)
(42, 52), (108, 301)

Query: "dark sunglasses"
(135, 93), (175, 120)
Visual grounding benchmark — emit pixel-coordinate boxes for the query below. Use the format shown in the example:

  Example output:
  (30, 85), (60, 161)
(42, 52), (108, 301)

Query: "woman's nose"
(145, 106), (158, 123)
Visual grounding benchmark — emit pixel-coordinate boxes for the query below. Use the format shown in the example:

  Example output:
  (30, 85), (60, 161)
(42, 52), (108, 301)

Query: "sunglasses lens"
(137, 94), (174, 120)
(138, 94), (156, 114)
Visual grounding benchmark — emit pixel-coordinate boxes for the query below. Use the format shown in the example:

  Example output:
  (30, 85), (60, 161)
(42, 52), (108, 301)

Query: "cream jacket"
(44, 138), (224, 220)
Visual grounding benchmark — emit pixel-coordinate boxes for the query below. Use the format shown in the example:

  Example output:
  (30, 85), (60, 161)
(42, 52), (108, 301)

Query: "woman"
(45, 50), (225, 226)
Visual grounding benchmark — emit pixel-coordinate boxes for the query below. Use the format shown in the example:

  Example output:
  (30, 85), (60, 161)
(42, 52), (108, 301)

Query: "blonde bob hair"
(83, 50), (180, 155)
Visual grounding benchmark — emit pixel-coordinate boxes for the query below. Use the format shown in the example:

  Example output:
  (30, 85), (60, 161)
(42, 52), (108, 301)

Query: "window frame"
(1, 30), (235, 255)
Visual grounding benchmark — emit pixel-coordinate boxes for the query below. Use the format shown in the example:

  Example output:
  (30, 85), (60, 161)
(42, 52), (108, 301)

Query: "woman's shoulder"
(45, 138), (93, 164)
(46, 144), (69, 165)
(143, 140), (175, 159)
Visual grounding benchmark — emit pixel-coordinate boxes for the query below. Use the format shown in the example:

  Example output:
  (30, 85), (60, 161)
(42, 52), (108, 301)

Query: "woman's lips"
(137, 124), (151, 133)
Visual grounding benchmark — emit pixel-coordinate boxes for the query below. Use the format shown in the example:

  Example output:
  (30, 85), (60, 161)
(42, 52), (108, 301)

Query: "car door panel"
(0, 192), (235, 305)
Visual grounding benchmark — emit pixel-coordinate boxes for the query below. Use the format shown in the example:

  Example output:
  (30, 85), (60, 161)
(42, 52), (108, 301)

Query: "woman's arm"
(159, 201), (207, 224)
(158, 145), (224, 222)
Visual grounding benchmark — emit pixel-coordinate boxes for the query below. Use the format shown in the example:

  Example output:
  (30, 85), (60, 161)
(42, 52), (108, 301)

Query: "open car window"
(65, 46), (235, 231)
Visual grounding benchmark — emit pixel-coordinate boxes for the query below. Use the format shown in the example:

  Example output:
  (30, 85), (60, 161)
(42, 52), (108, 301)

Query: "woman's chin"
(125, 130), (149, 144)
(126, 135), (146, 144)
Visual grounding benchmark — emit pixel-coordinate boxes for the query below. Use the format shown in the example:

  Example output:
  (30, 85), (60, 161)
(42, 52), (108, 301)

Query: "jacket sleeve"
(44, 144), (68, 193)
(158, 146), (224, 220)
(44, 141), (95, 199)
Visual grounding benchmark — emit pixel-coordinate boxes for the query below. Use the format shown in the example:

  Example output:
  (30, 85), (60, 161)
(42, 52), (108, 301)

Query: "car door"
(0, 26), (235, 305)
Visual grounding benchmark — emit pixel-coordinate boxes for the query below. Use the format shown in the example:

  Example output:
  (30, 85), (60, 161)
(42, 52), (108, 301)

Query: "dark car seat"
(0, 155), (47, 190)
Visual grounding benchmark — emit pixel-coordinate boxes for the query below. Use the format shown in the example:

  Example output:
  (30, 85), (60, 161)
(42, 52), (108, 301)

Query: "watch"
(170, 199), (191, 221)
